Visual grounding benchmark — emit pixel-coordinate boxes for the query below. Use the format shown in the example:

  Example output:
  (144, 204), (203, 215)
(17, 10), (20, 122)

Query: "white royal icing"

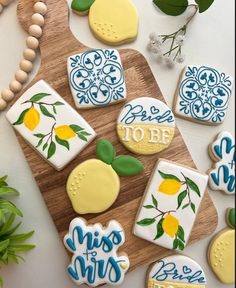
(148, 255), (206, 286)
(209, 131), (235, 195)
(67, 49), (126, 109)
(6, 80), (96, 171)
(174, 65), (234, 125)
(64, 218), (130, 287)
(134, 160), (208, 251)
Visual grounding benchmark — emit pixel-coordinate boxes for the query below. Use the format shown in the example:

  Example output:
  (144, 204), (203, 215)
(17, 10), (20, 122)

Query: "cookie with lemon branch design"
(134, 159), (208, 251)
(67, 139), (144, 214)
(6, 80), (96, 171)
(208, 208), (235, 284)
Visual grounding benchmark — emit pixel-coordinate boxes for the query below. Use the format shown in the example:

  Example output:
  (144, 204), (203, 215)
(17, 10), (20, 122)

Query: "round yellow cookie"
(89, 0), (139, 45)
(67, 159), (120, 214)
(208, 228), (235, 284)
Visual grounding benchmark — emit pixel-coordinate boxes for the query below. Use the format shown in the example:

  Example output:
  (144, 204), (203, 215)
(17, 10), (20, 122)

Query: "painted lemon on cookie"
(159, 179), (182, 195)
(23, 107), (40, 131)
(208, 208), (235, 284)
(67, 139), (144, 214)
(89, 0), (139, 45)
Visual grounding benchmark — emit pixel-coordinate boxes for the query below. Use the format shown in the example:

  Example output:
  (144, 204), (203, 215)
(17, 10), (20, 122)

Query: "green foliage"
(153, 0), (214, 15)
(0, 176), (35, 286)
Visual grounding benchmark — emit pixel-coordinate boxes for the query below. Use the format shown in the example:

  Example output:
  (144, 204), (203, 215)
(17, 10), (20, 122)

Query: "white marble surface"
(0, 0), (235, 287)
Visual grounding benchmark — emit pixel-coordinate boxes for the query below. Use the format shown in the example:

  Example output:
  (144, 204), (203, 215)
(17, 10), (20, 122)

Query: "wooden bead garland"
(0, 0), (47, 111)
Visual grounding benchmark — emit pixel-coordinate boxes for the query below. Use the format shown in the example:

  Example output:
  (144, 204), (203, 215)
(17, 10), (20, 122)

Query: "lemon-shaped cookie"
(208, 208), (235, 284)
(67, 139), (144, 214)
(89, 0), (139, 45)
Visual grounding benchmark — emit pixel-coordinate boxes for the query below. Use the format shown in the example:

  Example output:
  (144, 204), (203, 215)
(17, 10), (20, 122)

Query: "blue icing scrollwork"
(178, 66), (233, 123)
(69, 49), (126, 107)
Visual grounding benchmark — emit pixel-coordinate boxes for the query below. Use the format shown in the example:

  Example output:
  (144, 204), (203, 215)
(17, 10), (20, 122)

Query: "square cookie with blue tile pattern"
(173, 65), (234, 125)
(68, 49), (127, 109)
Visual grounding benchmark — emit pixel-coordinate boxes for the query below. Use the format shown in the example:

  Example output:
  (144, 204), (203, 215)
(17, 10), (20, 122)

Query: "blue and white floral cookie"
(173, 65), (234, 125)
(67, 49), (126, 109)
(147, 255), (207, 288)
(208, 131), (235, 195)
(64, 217), (130, 287)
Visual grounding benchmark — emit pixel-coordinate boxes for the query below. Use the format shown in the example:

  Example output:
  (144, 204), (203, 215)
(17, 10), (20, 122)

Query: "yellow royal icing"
(208, 228), (235, 284)
(89, 0), (139, 45)
(67, 159), (120, 214)
(117, 124), (175, 155)
(148, 279), (206, 288)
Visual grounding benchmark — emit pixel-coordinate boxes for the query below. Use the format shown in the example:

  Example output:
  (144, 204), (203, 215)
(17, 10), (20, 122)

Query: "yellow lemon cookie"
(89, 0), (139, 45)
(208, 208), (235, 284)
(67, 139), (144, 214)
(117, 97), (176, 155)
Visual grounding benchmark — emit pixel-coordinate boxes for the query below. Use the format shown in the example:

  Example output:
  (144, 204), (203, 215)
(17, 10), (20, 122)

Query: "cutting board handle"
(17, 0), (87, 59)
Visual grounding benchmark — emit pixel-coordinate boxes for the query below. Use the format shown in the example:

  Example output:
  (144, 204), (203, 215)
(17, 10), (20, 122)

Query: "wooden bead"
(34, 2), (47, 15)
(1, 89), (15, 102)
(0, 4), (3, 13)
(23, 48), (36, 61)
(32, 13), (44, 26)
(20, 59), (33, 73)
(9, 80), (22, 93)
(15, 70), (28, 84)
(0, 97), (7, 110)
(26, 36), (39, 50)
(29, 24), (42, 38)
(0, 0), (11, 6)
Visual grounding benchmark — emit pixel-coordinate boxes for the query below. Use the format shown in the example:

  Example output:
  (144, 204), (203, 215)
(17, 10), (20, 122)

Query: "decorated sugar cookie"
(6, 80), (96, 171)
(133, 159), (208, 251)
(67, 139), (143, 214)
(117, 97), (176, 155)
(64, 218), (130, 287)
(208, 131), (235, 195)
(68, 49), (126, 109)
(147, 255), (207, 288)
(208, 208), (235, 284)
(88, 0), (139, 45)
(71, 0), (95, 15)
(173, 65), (234, 125)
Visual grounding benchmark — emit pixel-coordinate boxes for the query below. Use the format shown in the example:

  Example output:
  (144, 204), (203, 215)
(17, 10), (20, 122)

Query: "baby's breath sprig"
(147, 4), (198, 68)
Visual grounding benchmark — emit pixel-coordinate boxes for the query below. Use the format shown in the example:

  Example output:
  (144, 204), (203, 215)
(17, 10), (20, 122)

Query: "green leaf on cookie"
(96, 139), (115, 164)
(186, 177), (201, 197)
(227, 208), (235, 229)
(137, 218), (156, 226)
(29, 93), (51, 103)
(13, 109), (30, 126)
(47, 141), (56, 159)
(55, 135), (70, 150)
(39, 105), (56, 120)
(195, 0), (214, 13)
(158, 170), (181, 182)
(111, 155), (144, 177)
(153, 0), (189, 16)
(177, 190), (187, 209)
(71, 0), (95, 13)
(154, 218), (164, 240)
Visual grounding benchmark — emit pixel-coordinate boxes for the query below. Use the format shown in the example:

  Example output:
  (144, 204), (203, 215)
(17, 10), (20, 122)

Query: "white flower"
(176, 54), (185, 63)
(175, 35), (185, 46)
(155, 36), (163, 47)
(151, 45), (162, 54)
(147, 41), (154, 51)
(149, 32), (158, 41)
(165, 57), (175, 68)
(156, 54), (164, 63)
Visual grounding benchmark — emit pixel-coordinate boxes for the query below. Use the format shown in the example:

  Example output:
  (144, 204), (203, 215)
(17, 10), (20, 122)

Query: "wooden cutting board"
(15, 0), (218, 271)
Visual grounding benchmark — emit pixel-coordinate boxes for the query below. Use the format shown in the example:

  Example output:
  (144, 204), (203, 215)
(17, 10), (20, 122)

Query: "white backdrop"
(0, 0), (235, 287)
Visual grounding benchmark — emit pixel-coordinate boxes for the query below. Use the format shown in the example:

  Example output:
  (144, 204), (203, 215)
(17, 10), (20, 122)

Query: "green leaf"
(178, 239), (185, 251)
(77, 134), (88, 142)
(227, 208), (235, 229)
(195, 0), (214, 13)
(70, 124), (84, 133)
(0, 199), (23, 217)
(53, 106), (57, 114)
(112, 155), (144, 177)
(9, 231), (34, 242)
(152, 194), (158, 208)
(177, 190), (187, 209)
(43, 142), (48, 151)
(186, 178), (201, 197)
(143, 205), (155, 209)
(53, 101), (64, 106)
(81, 131), (92, 136)
(158, 170), (181, 182)
(0, 222), (21, 237)
(96, 139), (115, 164)
(0, 187), (19, 196)
(0, 239), (10, 252)
(13, 109), (30, 126)
(154, 218), (164, 240)
(0, 214), (16, 235)
(0, 176), (7, 182)
(182, 203), (190, 210)
(36, 138), (44, 148)
(137, 218), (156, 226)
(153, 0), (189, 16)
(8, 244), (35, 252)
(47, 141), (56, 159)
(29, 93), (51, 103)
(177, 225), (185, 242)
(55, 135), (70, 150)
(191, 202), (196, 213)
(173, 238), (179, 250)
(39, 105), (56, 120)
(34, 134), (45, 138)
